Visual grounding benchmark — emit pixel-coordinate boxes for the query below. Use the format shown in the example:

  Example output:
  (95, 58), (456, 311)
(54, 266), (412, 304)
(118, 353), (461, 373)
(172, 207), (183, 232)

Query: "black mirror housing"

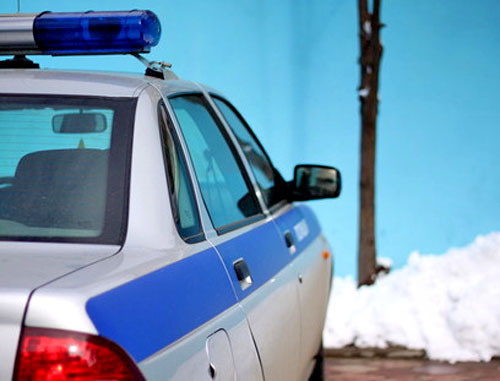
(290, 164), (341, 201)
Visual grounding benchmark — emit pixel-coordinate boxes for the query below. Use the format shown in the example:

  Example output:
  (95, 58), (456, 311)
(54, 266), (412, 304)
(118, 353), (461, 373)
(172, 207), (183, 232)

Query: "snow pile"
(323, 232), (500, 362)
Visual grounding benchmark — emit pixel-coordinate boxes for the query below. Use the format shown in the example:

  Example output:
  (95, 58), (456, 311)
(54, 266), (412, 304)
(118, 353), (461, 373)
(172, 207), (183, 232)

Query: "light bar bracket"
(132, 53), (177, 80)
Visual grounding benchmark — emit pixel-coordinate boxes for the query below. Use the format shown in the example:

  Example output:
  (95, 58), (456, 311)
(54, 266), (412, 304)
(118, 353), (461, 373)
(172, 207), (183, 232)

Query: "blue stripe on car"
(280, 204), (321, 253)
(86, 206), (321, 362)
(86, 248), (237, 362)
(214, 218), (291, 300)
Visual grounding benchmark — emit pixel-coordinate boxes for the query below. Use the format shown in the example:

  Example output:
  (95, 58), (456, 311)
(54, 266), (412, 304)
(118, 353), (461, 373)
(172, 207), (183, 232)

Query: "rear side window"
(0, 95), (134, 243)
(158, 101), (203, 243)
(169, 95), (261, 233)
(212, 97), (285, 208)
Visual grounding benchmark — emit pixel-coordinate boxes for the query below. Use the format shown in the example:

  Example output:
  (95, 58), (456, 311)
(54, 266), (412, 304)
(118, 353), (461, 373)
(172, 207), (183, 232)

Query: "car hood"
(0, 242), (119, 380)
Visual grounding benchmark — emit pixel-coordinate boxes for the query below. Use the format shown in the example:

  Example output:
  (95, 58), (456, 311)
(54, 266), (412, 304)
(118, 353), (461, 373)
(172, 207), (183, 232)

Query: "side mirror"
(291, 164), (341, 201)
(53, 112), (107, 133)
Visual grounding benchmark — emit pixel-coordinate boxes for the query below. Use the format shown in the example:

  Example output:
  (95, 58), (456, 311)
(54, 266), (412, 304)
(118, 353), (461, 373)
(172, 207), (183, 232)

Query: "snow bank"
(323, 232), (500, 362)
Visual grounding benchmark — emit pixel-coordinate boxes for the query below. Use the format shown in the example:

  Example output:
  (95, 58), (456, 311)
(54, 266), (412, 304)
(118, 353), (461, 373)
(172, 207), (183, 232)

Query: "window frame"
(167, 92), (265, 236)
(208, 94), (288, 213)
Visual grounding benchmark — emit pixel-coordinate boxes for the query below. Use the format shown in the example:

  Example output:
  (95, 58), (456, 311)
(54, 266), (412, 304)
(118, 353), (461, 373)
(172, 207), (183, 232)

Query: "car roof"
(0, 68), (221, 98)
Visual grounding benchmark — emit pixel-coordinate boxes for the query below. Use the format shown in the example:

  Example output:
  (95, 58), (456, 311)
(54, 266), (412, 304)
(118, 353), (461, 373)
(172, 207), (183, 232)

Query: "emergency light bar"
(0, 10), (161, 55)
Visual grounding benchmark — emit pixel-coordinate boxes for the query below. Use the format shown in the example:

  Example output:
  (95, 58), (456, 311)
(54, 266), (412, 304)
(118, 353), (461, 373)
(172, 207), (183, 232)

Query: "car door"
(209, 96), (333, 379)
(136, 99), (262, 381)
(272, 203), (333, 379)
(168, 93), (302, 380)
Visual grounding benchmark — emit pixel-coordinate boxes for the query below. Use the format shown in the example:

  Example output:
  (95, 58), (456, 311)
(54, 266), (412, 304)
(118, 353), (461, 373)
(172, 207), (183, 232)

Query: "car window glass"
(169, 95), (260, 231)
(212, 97), (284, 208)
(159, 102), (203, 242)
(0, 96), (134, 243)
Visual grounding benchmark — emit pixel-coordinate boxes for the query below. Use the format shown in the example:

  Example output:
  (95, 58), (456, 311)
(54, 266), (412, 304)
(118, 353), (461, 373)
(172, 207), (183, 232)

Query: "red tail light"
(14, 327), (145, 381)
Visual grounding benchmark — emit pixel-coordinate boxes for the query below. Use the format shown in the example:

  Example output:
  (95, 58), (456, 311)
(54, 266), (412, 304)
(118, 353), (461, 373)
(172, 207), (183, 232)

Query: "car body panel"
(294, 233), (332, 380)
(224, 229), (301, 380)
(120, 85), (181, 248)
(0, 242), (119, 380)
(86, 247), (238, 362)
(0, 242), (120, 290)
(272, 204), (333, 378)
(0, 69), (149, 97)
(206, 329), (236, 380)
(212, 217), (294, 301)
(206, 206), (323, 380)
(0, 289), (28, 381)
(26, 241), (263, 380)
(140, 304), (262, 381)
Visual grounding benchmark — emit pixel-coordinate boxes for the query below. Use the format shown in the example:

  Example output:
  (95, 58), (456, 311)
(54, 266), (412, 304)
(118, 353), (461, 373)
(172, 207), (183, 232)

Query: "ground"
(325, 357), (500, 380)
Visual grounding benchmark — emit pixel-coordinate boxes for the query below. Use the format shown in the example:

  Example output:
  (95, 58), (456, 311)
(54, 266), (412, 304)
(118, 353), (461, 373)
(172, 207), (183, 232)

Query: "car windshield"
(0, 95), (135, 244)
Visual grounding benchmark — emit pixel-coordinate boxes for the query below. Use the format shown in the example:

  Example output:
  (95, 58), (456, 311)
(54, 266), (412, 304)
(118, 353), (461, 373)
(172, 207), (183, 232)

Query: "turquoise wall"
(2, 1), (499, 277)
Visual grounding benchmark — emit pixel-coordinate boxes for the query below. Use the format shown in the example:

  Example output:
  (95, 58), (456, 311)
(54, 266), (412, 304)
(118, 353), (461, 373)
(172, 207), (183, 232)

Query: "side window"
(212, 97), (285, 208)
(169, 95), (261, 232)
(159, 102), (203, 243)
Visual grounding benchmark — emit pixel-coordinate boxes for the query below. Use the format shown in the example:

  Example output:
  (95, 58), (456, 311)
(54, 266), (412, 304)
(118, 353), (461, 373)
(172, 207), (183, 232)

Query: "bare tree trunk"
(358, 0), (383, 286)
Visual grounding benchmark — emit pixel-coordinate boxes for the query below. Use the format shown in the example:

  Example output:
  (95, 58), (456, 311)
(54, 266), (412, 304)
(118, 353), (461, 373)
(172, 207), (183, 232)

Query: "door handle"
(233, 258), (253, 290)
(284, 231), (296, 254)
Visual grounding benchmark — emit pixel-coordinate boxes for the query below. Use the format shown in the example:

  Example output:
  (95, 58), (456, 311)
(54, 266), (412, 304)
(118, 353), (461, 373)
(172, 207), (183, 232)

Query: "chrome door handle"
(233, 258), (253, 290)
(284, 231), (296, 254)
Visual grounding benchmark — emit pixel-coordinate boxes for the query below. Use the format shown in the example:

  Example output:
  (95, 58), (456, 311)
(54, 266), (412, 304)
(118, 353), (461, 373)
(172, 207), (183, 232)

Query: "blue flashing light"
(33, 10), (161, 55)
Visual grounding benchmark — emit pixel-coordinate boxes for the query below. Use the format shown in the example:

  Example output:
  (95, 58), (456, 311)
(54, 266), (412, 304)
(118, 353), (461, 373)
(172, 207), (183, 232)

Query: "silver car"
(0, 10), (341, 381)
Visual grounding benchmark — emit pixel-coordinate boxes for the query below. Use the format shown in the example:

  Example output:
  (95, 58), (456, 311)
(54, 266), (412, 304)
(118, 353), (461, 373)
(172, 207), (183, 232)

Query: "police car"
(0, 10), (341, 381)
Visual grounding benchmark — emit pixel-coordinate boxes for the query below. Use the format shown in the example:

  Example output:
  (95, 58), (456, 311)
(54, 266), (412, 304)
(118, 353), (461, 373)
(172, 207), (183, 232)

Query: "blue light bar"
(0, 10), (161, 55)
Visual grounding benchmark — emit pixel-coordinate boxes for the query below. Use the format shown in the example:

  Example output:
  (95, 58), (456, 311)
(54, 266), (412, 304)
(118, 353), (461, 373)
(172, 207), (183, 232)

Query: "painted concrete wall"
(1, 0), (499, 277)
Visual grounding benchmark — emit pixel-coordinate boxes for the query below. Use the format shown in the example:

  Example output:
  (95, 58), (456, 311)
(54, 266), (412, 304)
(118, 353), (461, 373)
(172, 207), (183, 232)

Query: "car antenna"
(132, 53), (177, 80)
